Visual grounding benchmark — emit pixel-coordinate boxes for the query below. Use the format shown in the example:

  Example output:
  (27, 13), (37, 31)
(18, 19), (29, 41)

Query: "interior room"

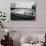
(0, 0), (46, 46)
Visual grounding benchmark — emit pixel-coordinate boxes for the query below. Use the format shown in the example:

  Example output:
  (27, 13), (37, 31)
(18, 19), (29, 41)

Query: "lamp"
(5, 29), (10, 37)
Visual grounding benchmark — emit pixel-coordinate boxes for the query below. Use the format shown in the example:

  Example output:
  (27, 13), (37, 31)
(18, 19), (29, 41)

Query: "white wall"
(0, 0), (46, 46)
(0, 0), (46, 28)
(2, 0), (46, 28)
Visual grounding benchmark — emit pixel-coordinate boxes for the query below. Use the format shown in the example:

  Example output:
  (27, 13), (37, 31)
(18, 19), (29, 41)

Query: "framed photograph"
(10, 1), (36, 20)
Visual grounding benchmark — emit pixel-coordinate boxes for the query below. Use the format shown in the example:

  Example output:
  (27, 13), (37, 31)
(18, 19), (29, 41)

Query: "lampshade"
(5, 29), (10, 33)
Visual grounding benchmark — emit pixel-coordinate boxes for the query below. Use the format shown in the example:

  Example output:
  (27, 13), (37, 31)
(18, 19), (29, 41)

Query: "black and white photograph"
(10, 1), (36, 20)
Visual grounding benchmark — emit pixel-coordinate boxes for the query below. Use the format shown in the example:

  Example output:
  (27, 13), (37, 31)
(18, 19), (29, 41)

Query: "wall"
(0, 0), (46, 27)
(3, 0), (46, 27)
(0, 0), (46, 46)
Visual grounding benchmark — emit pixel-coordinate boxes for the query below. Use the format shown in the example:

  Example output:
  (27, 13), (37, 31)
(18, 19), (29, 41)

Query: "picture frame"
(10, 1), (36, 20)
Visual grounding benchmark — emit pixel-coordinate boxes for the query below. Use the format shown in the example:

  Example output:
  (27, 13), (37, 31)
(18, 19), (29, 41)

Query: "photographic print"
(10, 1), (36, 20)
